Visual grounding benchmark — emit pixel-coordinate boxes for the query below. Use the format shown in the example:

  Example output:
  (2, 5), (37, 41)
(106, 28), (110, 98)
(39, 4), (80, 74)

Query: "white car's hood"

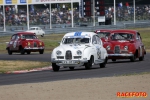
(56, 44), (90, 51)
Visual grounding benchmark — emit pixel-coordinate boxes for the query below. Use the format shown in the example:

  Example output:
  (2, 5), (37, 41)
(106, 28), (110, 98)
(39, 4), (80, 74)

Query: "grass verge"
(0, 60), (50, 73)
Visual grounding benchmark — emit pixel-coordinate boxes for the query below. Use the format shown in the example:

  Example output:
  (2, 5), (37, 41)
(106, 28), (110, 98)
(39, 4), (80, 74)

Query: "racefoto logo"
(117, 92), (148, 98)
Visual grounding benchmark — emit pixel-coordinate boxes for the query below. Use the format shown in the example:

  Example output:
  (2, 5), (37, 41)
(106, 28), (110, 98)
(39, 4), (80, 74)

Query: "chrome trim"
(108, 54), (133, 57)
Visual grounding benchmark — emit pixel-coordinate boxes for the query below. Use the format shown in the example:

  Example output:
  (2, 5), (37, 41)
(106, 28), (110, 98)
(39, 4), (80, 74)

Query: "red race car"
(6, 32), (45, 55)
(102, 29), (146, 62)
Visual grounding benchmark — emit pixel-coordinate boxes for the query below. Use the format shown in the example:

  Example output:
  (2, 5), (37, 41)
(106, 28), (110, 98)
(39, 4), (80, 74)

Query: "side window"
(11, 35), (16, 40)
(136, 32), (142, 41)
(15, 35), (20, 40)
(36, 28), (38, 30)
(92, 35), (97, 44)
(96, 35), (101, 45)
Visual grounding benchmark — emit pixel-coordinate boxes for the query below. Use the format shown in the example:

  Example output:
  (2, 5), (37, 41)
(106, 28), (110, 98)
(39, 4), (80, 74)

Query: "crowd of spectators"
(0, 4), (150, 27)
(105, 5), (150, 21)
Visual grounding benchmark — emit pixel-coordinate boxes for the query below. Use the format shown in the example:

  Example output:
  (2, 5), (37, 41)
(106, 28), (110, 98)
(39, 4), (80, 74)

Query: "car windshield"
(97, 32), (110, 38)
(111, 33), (133, 40)
(62, 37), (90, 44)
(29, 28), (35, 30)
(21, 35), (37, 39)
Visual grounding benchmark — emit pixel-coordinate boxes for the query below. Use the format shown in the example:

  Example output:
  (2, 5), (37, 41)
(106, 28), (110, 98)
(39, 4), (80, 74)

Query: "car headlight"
(77, 50), (82, 55)
(56, 50), (62, 55)
(124, 46), (128, 50)
(106, 45), (110, 50)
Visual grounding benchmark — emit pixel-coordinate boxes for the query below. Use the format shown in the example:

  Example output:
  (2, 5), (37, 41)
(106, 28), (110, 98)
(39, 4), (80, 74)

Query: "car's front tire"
(139, 55), (144, 61)
(52, 63), (60, 71)
(7, 48), (12, 55)
(41, 34), (44, 37)
(130, 54), (136, 62)
(21, 48), (25, 55)
(85, 56), (93, 69)
(112, 59), (116, 62)
(100, 58), (107, 68)
(39, 49), (44, 54)
(27, 51), (31, 54)
(69, 67), (74, 70)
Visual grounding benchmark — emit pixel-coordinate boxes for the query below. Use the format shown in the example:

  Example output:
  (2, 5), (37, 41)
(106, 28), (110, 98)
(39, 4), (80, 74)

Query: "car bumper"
(51, 59), (88, 67)
(24, 47), (44, 50)
(108, 53), (134, 59)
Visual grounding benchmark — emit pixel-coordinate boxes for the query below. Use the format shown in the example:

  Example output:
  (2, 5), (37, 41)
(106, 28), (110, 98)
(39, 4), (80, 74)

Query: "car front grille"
(65, 50), (72, 60)
(114, 46), (120, 54)
(34, 42), (37, 47)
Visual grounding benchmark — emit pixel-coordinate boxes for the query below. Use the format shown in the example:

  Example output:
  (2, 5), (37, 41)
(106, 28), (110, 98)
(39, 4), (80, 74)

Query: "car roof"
(64, 32), (96, 37)
(111, 29), (138, 34)
(15, 32), (35, 35)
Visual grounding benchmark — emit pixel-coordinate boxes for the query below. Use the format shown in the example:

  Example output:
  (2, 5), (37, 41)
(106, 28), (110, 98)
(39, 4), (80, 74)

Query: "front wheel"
(41, 34), (44, 37)
(69, 67), (74, 70)
(39, 49), (44, 54)
(139, 55), (144, 61)
(100, 58), (107, 68)
(85, 57), (93, 69)
(7, 48), (12, 55)
(21, 48), (25, 55)
(130, 54), (136, 62)
(52, 63), (60, 72)
(112, 59), (116, 62)
(27, 51), (31, 54)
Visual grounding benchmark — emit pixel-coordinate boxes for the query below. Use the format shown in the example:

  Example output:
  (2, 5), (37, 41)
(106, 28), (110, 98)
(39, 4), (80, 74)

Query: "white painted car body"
(51, 32), (108, 71)
(26, 27), (45, 37)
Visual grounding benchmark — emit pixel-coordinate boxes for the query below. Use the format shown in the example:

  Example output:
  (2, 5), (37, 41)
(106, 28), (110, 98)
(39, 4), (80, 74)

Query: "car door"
(92, 35), (101, 60)
(38, 27), (42, 35)
(36, 27), (39, 35)
(9, 34), (17, 50)
(136, 32), (144, 57)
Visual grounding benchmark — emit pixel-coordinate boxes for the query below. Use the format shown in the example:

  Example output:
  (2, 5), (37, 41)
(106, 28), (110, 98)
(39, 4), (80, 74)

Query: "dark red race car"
(102, 29), (146, 62)
(6, 32), (45, 55)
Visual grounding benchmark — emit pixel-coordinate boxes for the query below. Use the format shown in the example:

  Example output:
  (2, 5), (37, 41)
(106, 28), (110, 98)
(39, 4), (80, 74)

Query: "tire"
(7, 48), (12, 55)
(27, 51), (31, 54)
(112, 59), (116, 62)
(21, 48), (25, 55)
(85, 57), (93, 69)
(52, 63), (60, 72)
(39, 49), (44, 54)
(41, 34), (44, 37)
(130, 54), (136, 62)
(100, 58), (107, 68)
(69, 67), (74, 70)
(139, 55), (144, 61)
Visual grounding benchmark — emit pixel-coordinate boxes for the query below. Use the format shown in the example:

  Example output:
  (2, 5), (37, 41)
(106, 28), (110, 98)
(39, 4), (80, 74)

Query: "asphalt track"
(0, 53), (150, 85)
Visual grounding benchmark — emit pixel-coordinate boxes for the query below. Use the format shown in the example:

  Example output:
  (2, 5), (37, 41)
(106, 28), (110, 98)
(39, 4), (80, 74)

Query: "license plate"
(63, 60), (74, 64)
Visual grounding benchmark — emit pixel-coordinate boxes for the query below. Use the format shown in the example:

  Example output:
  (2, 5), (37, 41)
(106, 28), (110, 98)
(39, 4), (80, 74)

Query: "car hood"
(56, 44), (90, 51)
(110, 40), (131, 45)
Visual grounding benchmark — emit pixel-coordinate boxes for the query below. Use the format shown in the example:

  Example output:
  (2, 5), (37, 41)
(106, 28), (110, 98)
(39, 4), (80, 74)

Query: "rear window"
(21, 35), (37, 39)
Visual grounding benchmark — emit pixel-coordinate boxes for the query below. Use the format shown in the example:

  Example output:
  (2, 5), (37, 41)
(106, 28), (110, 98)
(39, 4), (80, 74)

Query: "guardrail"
(0, 20), (150, 36)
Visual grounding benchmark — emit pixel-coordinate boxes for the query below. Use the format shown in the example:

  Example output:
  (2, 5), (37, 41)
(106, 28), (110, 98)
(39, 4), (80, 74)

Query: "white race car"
(26, 27), (45, 37)
(51, 32), (108, 71)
